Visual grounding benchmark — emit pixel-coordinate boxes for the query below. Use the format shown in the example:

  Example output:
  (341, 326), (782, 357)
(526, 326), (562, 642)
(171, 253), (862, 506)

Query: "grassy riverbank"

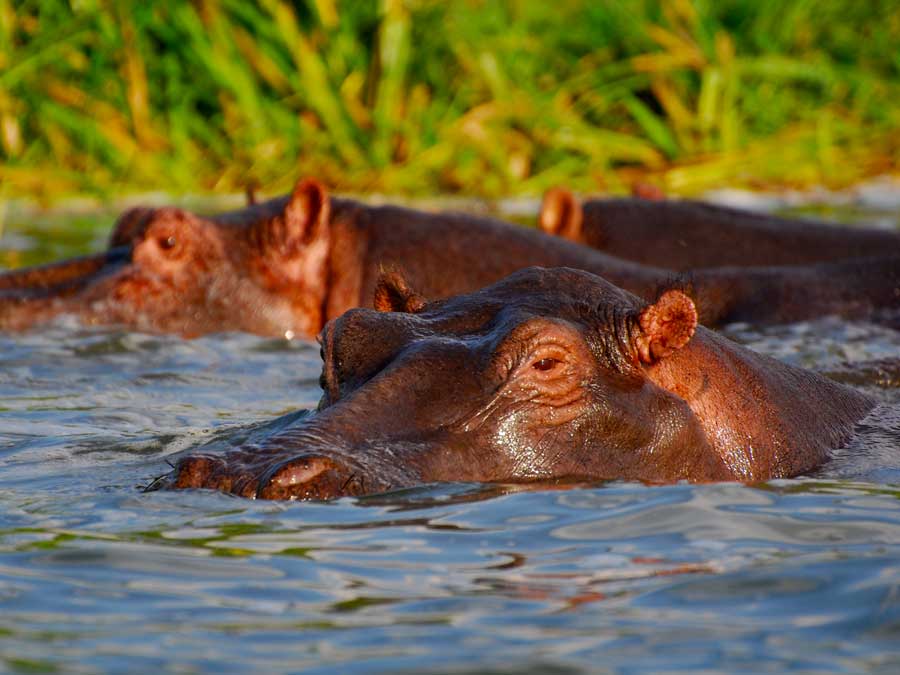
(2, 0), (899, 203)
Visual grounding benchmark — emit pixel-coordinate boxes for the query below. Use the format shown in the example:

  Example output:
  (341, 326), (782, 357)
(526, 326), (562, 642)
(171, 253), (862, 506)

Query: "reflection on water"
(0, 201), (899, 672)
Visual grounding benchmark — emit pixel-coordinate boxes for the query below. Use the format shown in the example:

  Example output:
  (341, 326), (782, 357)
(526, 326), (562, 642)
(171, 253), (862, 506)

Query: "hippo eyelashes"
(533, 358), (561, 372)
(522, 343), (571, 378)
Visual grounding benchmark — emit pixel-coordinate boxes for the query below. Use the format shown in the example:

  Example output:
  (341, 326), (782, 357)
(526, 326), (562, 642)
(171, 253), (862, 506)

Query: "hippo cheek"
(459, 391), (593, 481)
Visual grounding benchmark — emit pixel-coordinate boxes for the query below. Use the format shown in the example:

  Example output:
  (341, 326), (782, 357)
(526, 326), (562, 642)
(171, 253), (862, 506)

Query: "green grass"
(1, 0), (899, 204)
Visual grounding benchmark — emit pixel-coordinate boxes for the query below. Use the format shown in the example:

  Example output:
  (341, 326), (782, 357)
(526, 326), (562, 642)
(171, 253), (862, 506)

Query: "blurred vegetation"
(1, 0), (899, 204)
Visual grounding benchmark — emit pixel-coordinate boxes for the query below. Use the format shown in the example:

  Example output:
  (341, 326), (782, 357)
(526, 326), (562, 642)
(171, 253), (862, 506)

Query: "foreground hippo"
(160, 267), (873, 500)
(540, 187), (900, 270)
(3, 179), (900, 337)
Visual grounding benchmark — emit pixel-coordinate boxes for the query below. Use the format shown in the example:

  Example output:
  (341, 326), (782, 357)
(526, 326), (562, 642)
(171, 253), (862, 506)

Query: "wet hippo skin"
(160, 267), (874, 501)
(540, 187), (900, 270)
(2, 179), (899, 337)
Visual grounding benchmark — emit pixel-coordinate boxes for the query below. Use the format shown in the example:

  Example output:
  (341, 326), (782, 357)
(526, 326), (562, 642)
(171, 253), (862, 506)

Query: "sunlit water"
(0, 199), (899, 673)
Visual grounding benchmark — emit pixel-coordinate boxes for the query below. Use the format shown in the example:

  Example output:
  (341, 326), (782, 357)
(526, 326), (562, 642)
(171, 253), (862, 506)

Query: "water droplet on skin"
(284, 330), (295, 340)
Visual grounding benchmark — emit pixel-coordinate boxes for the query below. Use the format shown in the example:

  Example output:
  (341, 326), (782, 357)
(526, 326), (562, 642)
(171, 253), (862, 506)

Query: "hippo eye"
(533, 358), (561, 372)
(158, 235), (177, 250)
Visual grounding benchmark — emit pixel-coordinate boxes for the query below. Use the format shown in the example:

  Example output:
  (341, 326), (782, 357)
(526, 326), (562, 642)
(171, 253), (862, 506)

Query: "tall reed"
(2, 0), (898, 202)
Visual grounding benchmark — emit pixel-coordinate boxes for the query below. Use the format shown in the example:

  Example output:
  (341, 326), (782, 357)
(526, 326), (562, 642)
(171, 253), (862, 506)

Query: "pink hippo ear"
(539, 187), (583, 240)
(373, 269), (427, 313)
(255, 178), (331, 254)
(633, 290), (697, 364)
(284, 178), (330, 245)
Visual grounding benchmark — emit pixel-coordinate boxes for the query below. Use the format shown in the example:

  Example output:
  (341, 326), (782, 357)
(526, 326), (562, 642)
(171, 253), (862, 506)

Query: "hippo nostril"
(256, 454), (358, 501)
(270, 456), (330, 487)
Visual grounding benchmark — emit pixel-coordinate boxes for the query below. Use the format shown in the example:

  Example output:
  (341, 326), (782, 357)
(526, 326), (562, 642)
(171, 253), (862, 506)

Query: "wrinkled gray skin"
(162, 267), (872, 501)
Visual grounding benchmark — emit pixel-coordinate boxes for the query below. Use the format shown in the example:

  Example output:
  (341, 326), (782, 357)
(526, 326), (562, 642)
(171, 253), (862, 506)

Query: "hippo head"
(0, 179), (332, 338)
(538, 183), (664, 243)
(168, 267), (733, 500)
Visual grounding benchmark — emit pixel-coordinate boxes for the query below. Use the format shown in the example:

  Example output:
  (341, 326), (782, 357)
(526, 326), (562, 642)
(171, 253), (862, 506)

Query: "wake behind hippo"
(160, 267), (874, 500)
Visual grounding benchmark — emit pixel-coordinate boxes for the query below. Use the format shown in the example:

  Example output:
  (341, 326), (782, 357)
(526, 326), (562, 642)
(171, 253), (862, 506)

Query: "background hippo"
(540, 187), (900, 270)
(163, 267), (873, 500)
(3, 180), (900, 337)
(0, 180), (333, 337)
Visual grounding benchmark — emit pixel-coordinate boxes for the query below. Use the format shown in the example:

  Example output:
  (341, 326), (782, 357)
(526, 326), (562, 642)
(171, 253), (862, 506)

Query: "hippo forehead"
(417, 267), (642, 335)
(326, 267), (643, 380)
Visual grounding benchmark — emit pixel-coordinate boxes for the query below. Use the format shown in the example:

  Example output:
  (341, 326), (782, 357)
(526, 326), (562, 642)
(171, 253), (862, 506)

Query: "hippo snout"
(167, 448), (372, 501)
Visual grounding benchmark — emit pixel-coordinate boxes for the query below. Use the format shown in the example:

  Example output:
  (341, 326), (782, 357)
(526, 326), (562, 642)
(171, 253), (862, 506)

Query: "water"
(0, 199), (899, 673)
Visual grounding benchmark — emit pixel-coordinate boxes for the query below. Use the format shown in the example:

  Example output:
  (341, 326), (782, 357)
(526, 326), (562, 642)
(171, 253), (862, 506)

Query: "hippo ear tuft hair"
(539, 187), (583, 240)
(634, 289), (697, 364)
(373, 269), (427, 314)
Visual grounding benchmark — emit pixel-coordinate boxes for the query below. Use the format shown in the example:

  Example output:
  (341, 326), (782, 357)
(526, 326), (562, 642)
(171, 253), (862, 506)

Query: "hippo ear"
(630, 181), (666, 201)
(539, 187), (583, 240)
(633, 290), (697, 364)
(282, 178), (330, 246)
(373, 269), (426, 313)
(256, 178), (331, 253)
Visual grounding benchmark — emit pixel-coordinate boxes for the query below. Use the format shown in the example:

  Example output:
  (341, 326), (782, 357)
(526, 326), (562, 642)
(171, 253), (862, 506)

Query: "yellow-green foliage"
(2, 0), (899, 202)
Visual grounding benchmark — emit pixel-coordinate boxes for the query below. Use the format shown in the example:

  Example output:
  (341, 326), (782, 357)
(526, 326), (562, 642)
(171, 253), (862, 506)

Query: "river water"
(0, 197), (899, 673)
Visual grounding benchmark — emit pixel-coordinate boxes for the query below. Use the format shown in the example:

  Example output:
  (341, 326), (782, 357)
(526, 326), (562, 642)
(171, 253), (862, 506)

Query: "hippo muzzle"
(160, 303), (489, 500)
(0, 246), (132, 329)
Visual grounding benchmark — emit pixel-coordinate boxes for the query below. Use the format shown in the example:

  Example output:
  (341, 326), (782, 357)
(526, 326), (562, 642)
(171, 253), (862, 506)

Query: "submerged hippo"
(2, 179), (900, 337)
(161, 267), (873, 500)
(540, 187), (900, 270)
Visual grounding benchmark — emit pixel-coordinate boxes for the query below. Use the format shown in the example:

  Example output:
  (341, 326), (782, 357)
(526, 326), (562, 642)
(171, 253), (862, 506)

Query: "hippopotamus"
(160, 267), (874, 500)
(540, 187), (900, 270)
(3, 178), (900, 337)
